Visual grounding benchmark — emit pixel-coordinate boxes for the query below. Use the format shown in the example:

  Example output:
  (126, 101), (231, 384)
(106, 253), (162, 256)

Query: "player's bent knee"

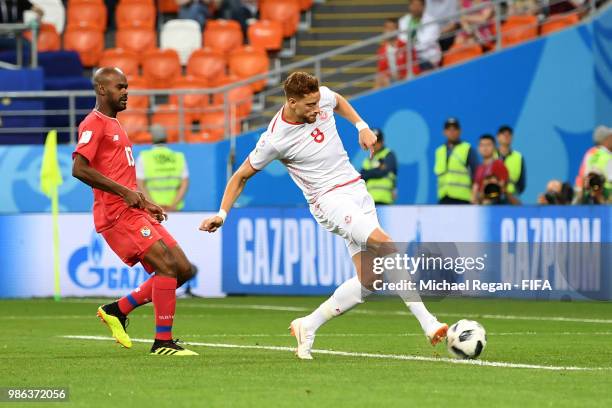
(366, 228), (396, 256)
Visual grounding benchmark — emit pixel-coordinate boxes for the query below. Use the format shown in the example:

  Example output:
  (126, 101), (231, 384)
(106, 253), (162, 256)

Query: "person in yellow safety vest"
(575, 125), (611, 195)
(496, 125), (526, 196)
(136, 125), (190, 212)
(434, 117), (480, 204)
(360, 128), (397, 205)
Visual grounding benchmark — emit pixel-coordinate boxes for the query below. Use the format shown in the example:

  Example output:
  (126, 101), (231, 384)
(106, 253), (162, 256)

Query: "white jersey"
(248, 86), (360, 204)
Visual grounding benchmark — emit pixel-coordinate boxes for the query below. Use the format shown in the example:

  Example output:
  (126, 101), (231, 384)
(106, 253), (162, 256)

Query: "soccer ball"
(446, 319), (487, 359)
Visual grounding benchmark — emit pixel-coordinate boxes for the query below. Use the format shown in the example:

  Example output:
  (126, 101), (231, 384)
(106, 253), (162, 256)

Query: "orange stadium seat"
(117, 110), (151, 144)
(203, 19), (244, 55)
(66, 3), (107, 32)
(63, 27), (104, 66)
(212, 75), (253, 119)
(442, 43), (483, 66)
(115, 29), (158, 57)
(186, 48), (228, 86)
(67, 0), (104, 4)
(158, 0), (179, 13)
(125, 76), (150, 110)
(99, 48), (140, 77)
(501, 15), (538, 47)
(116, 2), (156, 30)
(199, 109), (240, 140)
(152, 104), (194, 142)
(142, 49), (181, 89)
(299, 0), (313, 11)
(260, 0), (300, 37)
(228, 46), (269, 92)
(24, 23), (60, 52)
(540, 13), (580, 35)
(169, 76), (210, 118)
(185, 130), (224, 143)
(248, 20), (283, 52)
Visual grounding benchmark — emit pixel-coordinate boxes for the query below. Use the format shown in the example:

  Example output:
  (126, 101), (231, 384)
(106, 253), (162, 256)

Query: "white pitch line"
(61, 335), (611, 372)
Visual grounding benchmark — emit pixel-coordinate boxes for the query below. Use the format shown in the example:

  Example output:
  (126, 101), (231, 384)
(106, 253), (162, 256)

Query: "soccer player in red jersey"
(72, 67), (197, 356)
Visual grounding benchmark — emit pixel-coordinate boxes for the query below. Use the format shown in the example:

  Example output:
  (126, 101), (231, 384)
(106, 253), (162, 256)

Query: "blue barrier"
(221, 205), (611, 299)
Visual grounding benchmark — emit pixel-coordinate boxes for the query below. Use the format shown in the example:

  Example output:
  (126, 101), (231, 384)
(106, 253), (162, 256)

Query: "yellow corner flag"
(39, 130), (64, 301)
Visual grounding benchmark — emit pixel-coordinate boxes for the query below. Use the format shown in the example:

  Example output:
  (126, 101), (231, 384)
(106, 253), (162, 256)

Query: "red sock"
(118, 278), (154, 315)
(153, 275), (177, 341)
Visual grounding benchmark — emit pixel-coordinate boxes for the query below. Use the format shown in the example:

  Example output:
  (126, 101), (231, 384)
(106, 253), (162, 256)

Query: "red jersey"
(474, 159), (509, 191)
(73, 110), (137, 232)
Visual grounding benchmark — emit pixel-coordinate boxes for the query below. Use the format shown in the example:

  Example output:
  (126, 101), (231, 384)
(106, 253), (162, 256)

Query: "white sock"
(405, 301), (437, 333)
(380, 253), (438, 333)
(303, 276), (372, 331)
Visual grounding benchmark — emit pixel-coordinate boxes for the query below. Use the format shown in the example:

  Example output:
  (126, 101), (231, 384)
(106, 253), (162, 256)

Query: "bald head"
(93, 67), (126, 93)
(93, 67), (128, 115)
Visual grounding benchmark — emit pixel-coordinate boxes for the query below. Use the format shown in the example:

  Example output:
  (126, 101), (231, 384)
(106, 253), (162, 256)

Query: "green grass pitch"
(1, 296), (611, 407)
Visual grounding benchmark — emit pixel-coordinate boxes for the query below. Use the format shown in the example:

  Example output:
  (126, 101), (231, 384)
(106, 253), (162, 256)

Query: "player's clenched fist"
(358, 128), (378, 158)
(122, 189), (146, 208)
(199, 216), (224, 233)
(144, 200), (167, 222)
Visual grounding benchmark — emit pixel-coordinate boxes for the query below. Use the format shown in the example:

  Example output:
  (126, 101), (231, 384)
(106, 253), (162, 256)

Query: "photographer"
(576, 128), (611, 204)
(576, 172), (608, 204)
(472, 134), (519, 205)
(538, 179), (574, 205)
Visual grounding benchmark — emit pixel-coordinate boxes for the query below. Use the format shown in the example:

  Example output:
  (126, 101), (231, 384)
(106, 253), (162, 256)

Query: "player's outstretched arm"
(199, 158), (258, 233)
(333, 92), (377, 157)
(72, 153), (145, 208)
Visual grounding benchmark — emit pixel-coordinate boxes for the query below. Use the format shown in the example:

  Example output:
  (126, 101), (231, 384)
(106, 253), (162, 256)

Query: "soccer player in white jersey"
(200, 72), (448, 360)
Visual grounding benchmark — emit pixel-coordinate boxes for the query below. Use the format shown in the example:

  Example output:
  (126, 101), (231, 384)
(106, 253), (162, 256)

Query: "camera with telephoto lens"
(483, 182), (502, 204)
(586, 172), (604, 192)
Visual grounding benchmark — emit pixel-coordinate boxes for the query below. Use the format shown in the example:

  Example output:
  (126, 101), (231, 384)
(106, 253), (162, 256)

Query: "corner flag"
(39, 130), (64, 301)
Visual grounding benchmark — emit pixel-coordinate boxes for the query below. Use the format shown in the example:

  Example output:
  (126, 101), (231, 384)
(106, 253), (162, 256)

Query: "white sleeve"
(319, 86), (338, 109)
(181, 153), (189, 178)
(248, 132), (280, 170)
(135, 154), (145, 179)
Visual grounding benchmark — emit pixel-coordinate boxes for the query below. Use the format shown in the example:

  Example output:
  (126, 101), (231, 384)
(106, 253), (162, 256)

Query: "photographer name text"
(373, 279), (552, 293)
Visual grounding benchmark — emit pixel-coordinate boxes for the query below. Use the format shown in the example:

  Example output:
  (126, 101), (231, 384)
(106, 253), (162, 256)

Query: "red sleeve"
(474, 165), (484, 190)
(72, 116), (105, 163)
(493, 160), (509, 183)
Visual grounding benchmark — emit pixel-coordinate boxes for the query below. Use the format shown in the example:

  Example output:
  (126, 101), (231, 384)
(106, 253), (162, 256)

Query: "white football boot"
(289, 317), (315, 360)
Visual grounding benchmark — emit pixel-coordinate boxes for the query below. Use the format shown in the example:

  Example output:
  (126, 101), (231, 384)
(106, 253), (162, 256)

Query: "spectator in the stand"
(575, 125), (610, 196)
(177, 0), (220, 29)
(507, 0), (540, 16)
(360, 129), (398, 205)
(0, 0), (43, 51)
(472, 134), (518, 204)
(426, 0), (460, 51)
(455, 0), (495, 46)
(375, 18), (408, 88)
(217, 0), (258, 35)
(496, 125), (526, 197)
(548, 0), (586, 16)
(0, 0), (42, 23)
(434, 117), (479, 204)
(398, 0), (442, 72)
(136, 125), (190, 212)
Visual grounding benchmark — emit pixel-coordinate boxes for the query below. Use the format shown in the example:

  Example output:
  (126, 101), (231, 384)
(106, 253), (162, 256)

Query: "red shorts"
(101, 208), (177, 273)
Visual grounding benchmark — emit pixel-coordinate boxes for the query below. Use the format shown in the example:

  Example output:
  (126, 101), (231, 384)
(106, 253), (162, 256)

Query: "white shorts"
(310, 179), (380, 257)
